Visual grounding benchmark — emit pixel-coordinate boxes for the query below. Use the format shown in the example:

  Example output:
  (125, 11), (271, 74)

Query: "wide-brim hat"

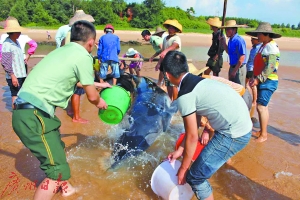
(2, 17), (26, 33)
(206, 17), (222, 28)
(188, 63), (208, 76)
(153, 27), (165, 35)
(220, 20), (243, 29)
(245, 22), (281, 39)
(69, 10), (95, 26)
(126, 48), (137, 56)
(163, 19), (182, 33)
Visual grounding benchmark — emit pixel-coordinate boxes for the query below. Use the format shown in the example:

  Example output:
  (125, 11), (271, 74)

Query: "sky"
(126, 0), (300, 26)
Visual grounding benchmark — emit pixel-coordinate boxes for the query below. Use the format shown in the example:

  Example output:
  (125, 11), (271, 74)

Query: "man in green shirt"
(141, 29), (163, 62)
(12, 20), (107, 199)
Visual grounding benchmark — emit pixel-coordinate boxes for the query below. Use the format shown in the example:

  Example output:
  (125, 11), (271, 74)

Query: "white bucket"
(151, 160), (194, 200)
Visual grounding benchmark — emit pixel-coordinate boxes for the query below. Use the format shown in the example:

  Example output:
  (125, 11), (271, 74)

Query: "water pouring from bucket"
(151, 160), (194, 200)
(98, 85), (131, 124)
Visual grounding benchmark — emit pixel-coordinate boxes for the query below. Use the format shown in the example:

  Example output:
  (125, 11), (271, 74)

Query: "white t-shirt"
(177, 73), (252, 138)
(0, 34), (33, 59)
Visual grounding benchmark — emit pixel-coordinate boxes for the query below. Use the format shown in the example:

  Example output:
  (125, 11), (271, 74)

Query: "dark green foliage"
(9, 0), (29, 25)
(0, 0), (15, 21)
(0, 0), (299, 38)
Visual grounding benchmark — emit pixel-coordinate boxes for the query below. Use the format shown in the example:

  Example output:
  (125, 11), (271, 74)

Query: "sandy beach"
(0, 29), (300, 200)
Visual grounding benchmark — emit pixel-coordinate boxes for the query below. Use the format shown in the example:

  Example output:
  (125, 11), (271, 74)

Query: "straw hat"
(188, 63), (208, 76)
(206, 17), (222, 28)
(153, 27), (165, 35)
(126, 48), (137, 56)
(2, 17), (26, 33)
(163, 19), (182, 33)
(245, 22), (281, 38)
(69, 10), (95, 26)
(220, 20), (242, 29)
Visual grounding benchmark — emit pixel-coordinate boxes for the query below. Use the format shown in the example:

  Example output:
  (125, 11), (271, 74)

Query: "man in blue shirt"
(221, 20), (247, 87)
(97, 24), (121, 85)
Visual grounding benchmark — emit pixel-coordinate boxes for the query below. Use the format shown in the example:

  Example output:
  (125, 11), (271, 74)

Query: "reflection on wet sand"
(1, 51), (300, 199)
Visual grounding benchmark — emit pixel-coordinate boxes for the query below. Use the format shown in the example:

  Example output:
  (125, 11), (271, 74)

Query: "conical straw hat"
(153, 27), (166, 35)
(2, 17), (26, 33)
(163, 19), (182, 33)
(69, 10), (95, 26)
(206, 17), (222, 28)
(188, 63), (208, 76)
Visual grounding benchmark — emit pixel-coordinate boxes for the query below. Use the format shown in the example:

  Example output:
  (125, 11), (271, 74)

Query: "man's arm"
(230, 54), (245, 79)
(177, 113), (198, 185)
(83, 85), (107, 109)
(159, 43), (179, 59)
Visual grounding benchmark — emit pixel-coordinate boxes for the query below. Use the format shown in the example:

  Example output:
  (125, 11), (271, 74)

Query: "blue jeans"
(186, 131), (251, 199)
(257, 79), (278, 106)
(99, 60), (120, 79)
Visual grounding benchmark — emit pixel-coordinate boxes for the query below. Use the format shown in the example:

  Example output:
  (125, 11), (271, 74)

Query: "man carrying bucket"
(163, 51), (252, 200)
(12, 21), (108, 199)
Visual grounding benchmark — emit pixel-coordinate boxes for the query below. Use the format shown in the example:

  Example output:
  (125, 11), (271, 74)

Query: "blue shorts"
(186, 131), (251, 199)
(99, 61), (120, 79)
(257, 79), (278, 106)
(74, 87), (85, 95)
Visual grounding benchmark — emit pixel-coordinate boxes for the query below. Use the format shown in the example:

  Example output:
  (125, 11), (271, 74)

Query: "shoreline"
(23, 29), (300, 51)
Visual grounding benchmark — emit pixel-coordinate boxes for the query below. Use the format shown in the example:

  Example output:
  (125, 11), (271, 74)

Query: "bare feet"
(252, 131), (261, 137)
(72, 118), (88, 123)
(255, 135), (267, 143)
(61, 185), (78, 197)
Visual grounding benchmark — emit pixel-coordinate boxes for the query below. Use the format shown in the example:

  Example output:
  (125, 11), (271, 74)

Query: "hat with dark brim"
(153, 27), (165, 35)
(69, 10), (95, 26)
(163, 19), (182, 33)
(245, 22), (281, 39)
(188, 63), (208, 76)
(220, 20), (243, 29)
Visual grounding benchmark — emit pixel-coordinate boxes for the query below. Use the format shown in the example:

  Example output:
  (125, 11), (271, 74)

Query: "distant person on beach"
(204, 17), (224, 76)
(46, 30), (51, 40)
(58, 10), (96, 124)
(164, 51), (252, 200)
(0, 17), (38, 74)
(246, 22), (281, 143)
(120, 48), (143, 76)
(1, 17), (27, 109)
(245, 36), (262, 123)
(141, 29), (164, 62)
(221, 20), (247, 87)
(12, 20), (109, 200)
(155, 19), (182, 101)
(97, 24), (121, 85)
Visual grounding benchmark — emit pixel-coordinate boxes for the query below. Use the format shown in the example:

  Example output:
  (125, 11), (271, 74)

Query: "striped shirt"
(1, 37), (26, 79)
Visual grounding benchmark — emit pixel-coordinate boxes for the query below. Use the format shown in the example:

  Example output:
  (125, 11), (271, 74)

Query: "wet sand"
(0, 30), (300, 200)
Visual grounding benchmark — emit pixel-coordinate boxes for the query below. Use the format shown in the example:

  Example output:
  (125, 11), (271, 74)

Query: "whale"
(110, 75), (177, 169)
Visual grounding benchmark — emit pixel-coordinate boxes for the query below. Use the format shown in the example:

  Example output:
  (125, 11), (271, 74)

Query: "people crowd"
(0, 9), (282, 200)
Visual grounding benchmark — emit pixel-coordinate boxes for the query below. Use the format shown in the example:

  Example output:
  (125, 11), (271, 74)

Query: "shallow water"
(1, 44), (300, 200)
(33, 44), (300, 67)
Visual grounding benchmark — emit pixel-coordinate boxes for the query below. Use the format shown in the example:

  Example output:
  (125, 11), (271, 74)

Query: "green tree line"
(1, 0), (300, 37)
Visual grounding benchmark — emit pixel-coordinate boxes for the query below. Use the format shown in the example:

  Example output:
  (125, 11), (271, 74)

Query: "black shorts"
(246, 71), (254, 79)
(206, 57), (223, 73)
(6, 77), (26, 96)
